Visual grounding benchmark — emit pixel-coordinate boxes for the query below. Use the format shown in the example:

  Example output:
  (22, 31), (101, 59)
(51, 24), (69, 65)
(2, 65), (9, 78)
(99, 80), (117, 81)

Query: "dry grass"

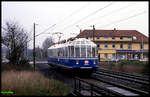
(1, 63), (32, 71)
(2, 71), (72, 96)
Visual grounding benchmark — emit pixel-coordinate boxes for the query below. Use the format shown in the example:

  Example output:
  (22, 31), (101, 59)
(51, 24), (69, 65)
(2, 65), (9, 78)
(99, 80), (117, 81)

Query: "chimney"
(80, 29), (82, 33)
(113, 28), (117, 33)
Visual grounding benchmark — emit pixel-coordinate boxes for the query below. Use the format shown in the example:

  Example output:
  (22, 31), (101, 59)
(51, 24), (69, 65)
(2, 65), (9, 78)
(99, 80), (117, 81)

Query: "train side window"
(76, 41), (80, 44)
(69, 46), (71, 57)
(75, 46), (80, 57)
(62, 48), (64, 57)
(81, 41), (85, 44)
(87, 46), (91, 57)
(65, 47), (68, 57)
(81, 46), (86, 57)
(64, 47), (65, 57)
(58, 48), (61, 57)
(56, 48), (58, 56)
(95, 47), (98, 57)
(71, 46), (74, 57)
(68, 46), (70, 57)
(92, 47), (96, 57)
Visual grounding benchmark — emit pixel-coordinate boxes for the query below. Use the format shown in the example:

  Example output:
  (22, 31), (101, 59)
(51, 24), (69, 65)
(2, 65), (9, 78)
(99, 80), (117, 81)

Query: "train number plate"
(84, 61), (89, 65)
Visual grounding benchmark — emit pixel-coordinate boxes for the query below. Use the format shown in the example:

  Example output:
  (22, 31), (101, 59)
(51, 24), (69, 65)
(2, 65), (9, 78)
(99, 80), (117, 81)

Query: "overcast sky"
(2, 1), (149, 49)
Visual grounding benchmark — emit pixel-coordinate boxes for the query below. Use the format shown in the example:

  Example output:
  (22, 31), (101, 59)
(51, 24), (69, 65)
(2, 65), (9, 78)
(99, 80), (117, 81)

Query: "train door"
(98, 54), (100, 62)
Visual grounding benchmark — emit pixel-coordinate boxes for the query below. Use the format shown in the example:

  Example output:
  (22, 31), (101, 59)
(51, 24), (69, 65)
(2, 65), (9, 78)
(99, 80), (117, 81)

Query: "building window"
(133, 36), (137, 40)
(120, 44), (123, 49)
(104, 53), (108, 59)
(112, 44), (115, 49)
(112, 54), (115, 59)
(96, 37), (100, 40)
(140, 43), (143, 49)
(128, 37), (131, 40)
(128, 44), (131, 49)
(104, 37), (108, 40)
(104, 44), (108, 49)
(90, 37), (93, 40)
(120, 37), (123, 40)
(97, 44), (100, 48)
(112, 37), (115, 40)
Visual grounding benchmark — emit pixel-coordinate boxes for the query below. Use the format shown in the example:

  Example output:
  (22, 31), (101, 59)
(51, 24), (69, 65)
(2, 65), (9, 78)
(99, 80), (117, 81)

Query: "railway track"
(73, 75), (149, 96)
(73, 76), (149, 96)
(36, 63), (149, 96)
(72, 69), (149, 96)
(98, 68), (149, 81)
(94, 69), (149, 91)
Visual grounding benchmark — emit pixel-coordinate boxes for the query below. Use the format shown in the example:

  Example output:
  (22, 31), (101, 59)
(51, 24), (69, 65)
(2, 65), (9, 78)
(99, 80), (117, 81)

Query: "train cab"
(68, 38), (98, 70)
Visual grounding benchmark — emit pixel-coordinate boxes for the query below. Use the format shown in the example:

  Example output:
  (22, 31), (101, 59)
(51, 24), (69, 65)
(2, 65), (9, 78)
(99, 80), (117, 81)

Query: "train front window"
(75, 46), (80, 57)
(87, 46), (91, 57)
(92, 47), (96, 57)
(81, 41), (85, 44)
(81, 46), (86, 57)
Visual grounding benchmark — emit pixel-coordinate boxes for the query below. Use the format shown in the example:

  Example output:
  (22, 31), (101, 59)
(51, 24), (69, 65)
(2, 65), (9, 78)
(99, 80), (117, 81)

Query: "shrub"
(109, 62), (116, 70)
(19, 59), (29, 65)
(141, 62), (149, 75)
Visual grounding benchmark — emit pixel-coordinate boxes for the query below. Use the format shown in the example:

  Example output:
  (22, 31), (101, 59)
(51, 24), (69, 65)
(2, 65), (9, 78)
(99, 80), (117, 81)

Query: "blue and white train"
(47, 38), (98, 73)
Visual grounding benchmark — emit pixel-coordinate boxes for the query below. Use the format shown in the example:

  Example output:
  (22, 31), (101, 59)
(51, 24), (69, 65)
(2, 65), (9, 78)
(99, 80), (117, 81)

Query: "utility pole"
(76, 25), (82, 34)
(142, 36), (143, 59)
(80, 29), (82, 33)
(33, 23), (36, 71)
(26, 42), (28, 60)
(92, 25), (95, 41)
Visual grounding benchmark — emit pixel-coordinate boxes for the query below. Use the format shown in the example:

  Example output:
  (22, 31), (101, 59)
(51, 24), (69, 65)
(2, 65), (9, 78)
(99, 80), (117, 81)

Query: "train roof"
(48, 38), (96, 49)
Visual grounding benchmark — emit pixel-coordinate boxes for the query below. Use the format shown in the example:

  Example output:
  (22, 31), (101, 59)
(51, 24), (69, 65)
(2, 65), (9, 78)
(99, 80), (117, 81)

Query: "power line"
(99, 10), (146, 28)
(55, 2), (91, 26)
(35, 24), (56, 37)
(32, 2), (90, 38)
(87, 2), (137, 26)
(60, 2), (113, 32)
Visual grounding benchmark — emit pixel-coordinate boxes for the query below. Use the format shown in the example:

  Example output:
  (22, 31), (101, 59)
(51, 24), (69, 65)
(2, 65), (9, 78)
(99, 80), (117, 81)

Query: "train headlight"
(84, 60), (89, 65)
(94, 60), (96, 64)
(76, 61), (79, 64)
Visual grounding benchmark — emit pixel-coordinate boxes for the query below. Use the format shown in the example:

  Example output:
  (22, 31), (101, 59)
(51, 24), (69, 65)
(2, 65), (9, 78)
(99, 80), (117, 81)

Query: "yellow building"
(76, 29), (149, 62)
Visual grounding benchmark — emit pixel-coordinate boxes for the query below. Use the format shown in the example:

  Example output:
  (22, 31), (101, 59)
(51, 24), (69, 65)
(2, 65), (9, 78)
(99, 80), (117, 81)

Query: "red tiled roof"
(76, 29), (149, 43)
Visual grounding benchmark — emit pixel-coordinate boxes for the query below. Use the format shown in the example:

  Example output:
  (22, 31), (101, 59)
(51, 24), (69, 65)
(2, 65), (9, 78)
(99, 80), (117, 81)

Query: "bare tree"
(2, 21), (29, 65)
(42, 36), (54, 58)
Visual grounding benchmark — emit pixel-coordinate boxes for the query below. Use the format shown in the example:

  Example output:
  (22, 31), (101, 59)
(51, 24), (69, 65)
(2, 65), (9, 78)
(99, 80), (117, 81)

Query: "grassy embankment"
(99, 60), (149, 75)
(1, 63), (72, 96)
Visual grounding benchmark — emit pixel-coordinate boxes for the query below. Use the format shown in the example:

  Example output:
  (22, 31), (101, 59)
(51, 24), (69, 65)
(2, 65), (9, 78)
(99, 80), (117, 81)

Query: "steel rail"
(92, 73), (149, 96)
(74, 77), (125, 96)
(98, 68), (149, 81)
(95, 71), (149, 86)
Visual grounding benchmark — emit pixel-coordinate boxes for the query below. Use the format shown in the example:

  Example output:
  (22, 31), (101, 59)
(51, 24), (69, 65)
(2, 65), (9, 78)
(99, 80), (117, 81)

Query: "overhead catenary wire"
(25, 10), (147, 49)
(55, 2), (91, 26)
(60, 2), (114, 32)
(26, 3), (147, 48)
(26, 3), (90, 46)
(98, 10), (146, 28)
(63, 2), (137, 33)
(83, 2), (137, 27)
(33, 2), (91, 37)
(25, 3), (91, 47)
